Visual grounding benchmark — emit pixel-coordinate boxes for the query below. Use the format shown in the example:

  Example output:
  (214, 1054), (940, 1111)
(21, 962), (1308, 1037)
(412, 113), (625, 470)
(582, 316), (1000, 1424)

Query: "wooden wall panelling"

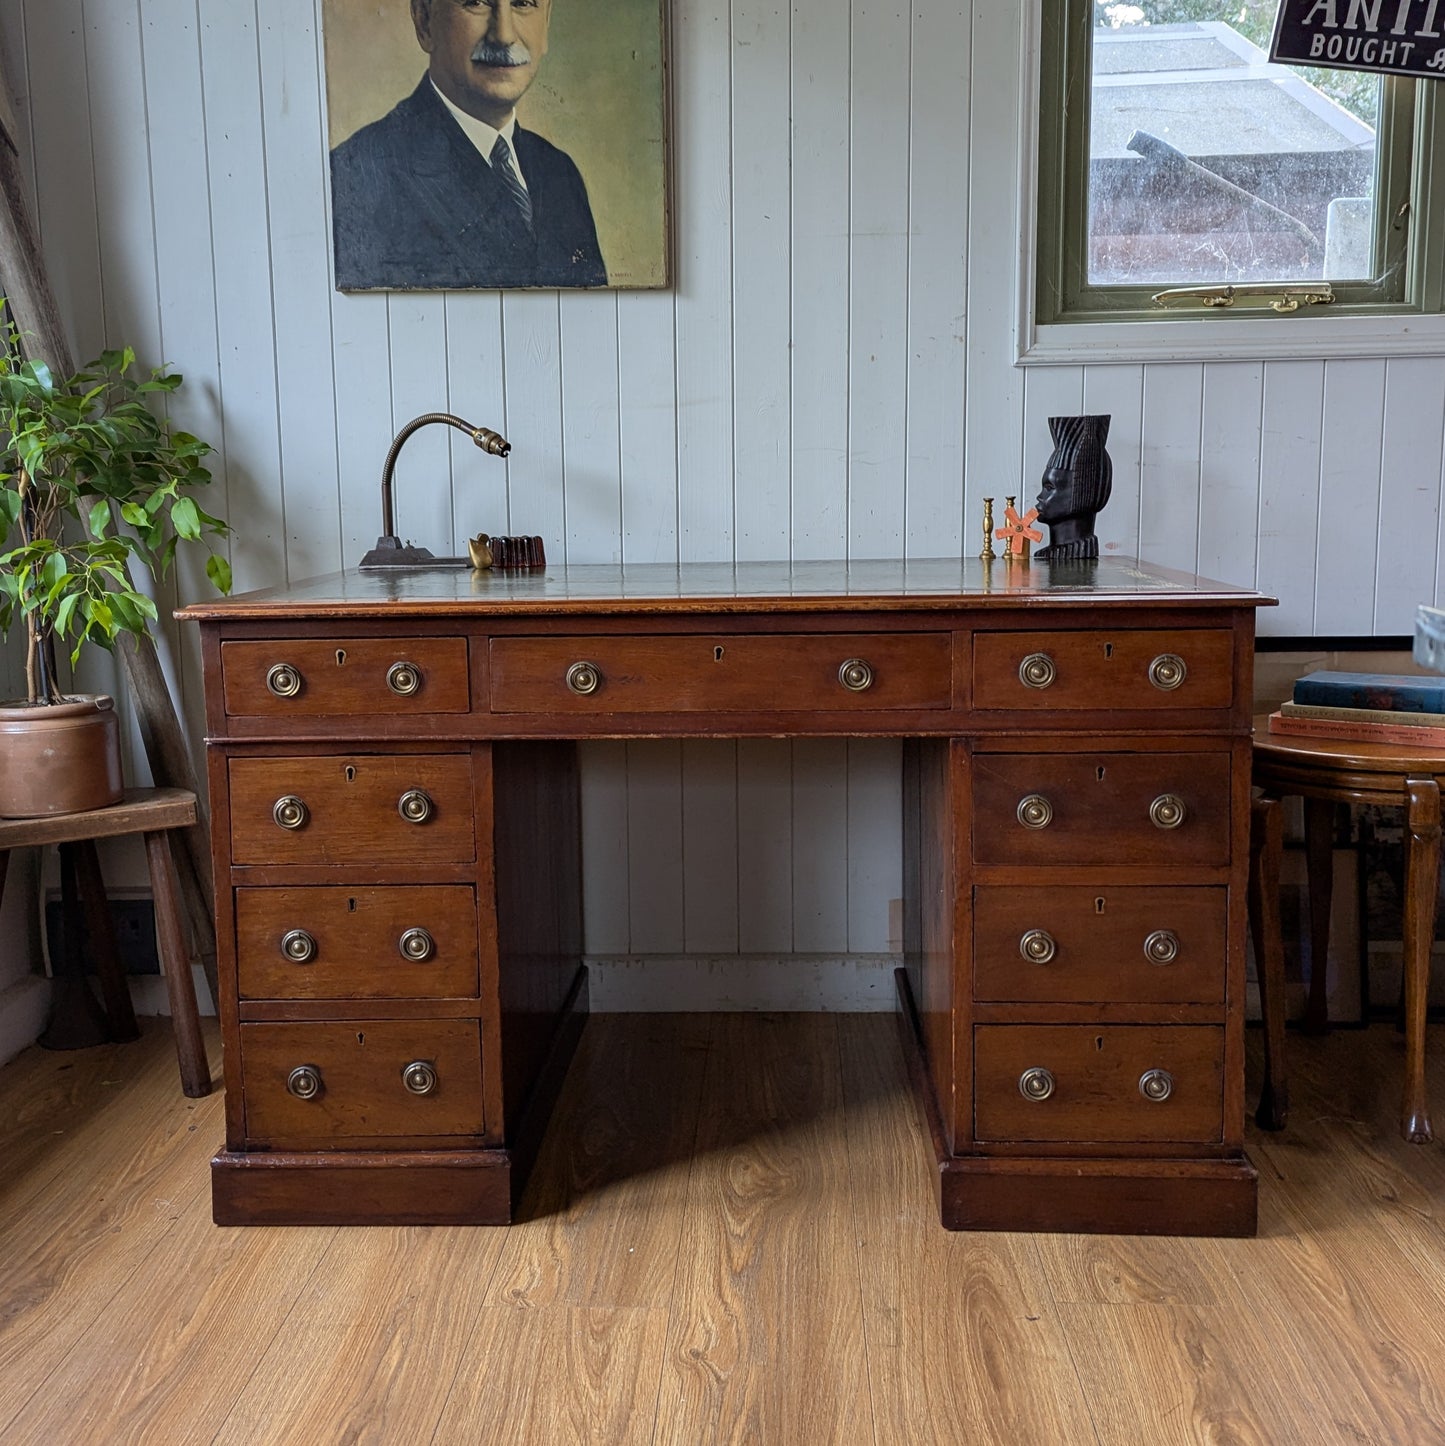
(903, 0), (971, 561)
(1315, 358), (1387, 637)
(618, 290), (679, 564)
(500, 293), (566, 561)
(681, 739), (739, 954)
(330, 288), (395, 566)
(847, 738), (902, 954)
(386, 295), (452, 557)
(789, 0), (850, 561)
(560, 293), (622, 564)
(625, 740), (686, 956)
(198, 0), (286, 597)
(1197, 361), (1265, 593)
(962, 0), (1024, 557)
(258, 0), (343, 586)
(1022, 366), (1086, 517)
(792, 738), (850, 953)
(443, 293), (508, 554)
(1083, 363), (1145, 561)
(1376, 356), (1445, 633)
(736, 739), (794, 955)
(1139, 363), (1204, 576)
(847, 0), (911, 558)
(142, 0), (228, 754)
(673, 0), (734, 565)
(732, 0), (789, 563)
(579, 741), (631, 956)
(1258, 360), (1325, 636)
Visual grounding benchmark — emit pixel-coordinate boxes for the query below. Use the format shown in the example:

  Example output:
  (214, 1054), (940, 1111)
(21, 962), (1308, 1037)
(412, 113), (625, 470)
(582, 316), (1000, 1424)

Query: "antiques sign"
(1270, 1), (1445, 78)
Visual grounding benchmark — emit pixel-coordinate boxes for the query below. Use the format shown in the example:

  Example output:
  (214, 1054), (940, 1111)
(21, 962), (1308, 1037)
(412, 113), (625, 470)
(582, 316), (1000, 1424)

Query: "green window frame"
(1035, 0), (1445, 326)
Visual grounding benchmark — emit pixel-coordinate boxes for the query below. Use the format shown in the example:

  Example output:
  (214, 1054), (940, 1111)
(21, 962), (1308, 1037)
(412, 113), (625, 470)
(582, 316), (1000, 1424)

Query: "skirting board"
(586, 953), (903, 1011)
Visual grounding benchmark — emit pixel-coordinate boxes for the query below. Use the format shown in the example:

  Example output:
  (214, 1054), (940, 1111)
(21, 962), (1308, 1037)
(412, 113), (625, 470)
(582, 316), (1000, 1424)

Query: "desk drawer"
(240, 1019), (483, 1144)
(236, 886), (480, 1000)
(974, 1025), (1224, 1143)
(221, 637), (469, 717)
(229, 755), (475, 866)
(974, 886), (1226, 1005)
(972, 752), (1231, 868)
(973, 630), (1233, 712)
(488, 633), (952, 713)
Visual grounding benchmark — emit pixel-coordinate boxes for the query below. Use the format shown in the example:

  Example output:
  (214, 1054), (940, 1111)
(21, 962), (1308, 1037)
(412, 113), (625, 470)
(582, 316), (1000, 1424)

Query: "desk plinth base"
(211, 1148), (517, 1226)
(895, 969), (1258, 1237)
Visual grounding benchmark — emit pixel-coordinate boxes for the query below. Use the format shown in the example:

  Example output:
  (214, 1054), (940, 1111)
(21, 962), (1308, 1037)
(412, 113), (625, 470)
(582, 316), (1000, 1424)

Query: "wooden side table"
(0, 787), (211, 1097)
(1250, 718), (1445, 1143)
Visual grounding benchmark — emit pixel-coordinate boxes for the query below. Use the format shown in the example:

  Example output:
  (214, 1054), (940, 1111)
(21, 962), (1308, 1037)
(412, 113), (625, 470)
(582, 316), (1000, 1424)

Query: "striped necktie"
(489, 135), (533, 228)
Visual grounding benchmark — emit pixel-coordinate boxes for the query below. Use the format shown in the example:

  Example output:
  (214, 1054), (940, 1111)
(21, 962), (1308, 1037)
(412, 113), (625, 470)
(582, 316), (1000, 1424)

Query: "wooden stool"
(0, 787), (211, 1097)
(1250, 718), (1445, 1143)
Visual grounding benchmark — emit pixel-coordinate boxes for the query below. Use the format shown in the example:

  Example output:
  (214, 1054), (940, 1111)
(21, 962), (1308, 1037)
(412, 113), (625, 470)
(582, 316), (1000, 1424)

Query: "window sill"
(1018, 310), (1445, 366)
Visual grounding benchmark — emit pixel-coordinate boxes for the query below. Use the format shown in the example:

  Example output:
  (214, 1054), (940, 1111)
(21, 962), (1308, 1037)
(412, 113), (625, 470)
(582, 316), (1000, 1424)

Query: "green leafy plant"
(0, 312), (231, 705)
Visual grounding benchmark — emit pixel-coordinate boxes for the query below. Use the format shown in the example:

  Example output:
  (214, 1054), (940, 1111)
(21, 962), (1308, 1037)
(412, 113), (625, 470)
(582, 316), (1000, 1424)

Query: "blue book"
(1292, 670), (1445, 713)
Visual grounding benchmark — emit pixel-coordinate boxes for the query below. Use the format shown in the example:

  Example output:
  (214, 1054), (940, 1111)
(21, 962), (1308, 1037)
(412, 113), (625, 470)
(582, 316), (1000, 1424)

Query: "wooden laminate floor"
(2, 1011), (1444, 1445)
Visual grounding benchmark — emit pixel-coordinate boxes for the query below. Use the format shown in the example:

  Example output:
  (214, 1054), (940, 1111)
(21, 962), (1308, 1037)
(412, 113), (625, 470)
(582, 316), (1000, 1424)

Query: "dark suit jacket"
(330, 78), (607, 290)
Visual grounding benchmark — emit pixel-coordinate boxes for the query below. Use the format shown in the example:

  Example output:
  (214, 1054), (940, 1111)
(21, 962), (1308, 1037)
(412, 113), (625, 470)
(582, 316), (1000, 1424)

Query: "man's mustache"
(470, 40), (532, 68)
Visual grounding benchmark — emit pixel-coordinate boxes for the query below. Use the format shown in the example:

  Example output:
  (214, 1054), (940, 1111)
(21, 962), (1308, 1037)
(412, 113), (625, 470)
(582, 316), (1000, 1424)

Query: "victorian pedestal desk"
(181, 557), (1272, 1235)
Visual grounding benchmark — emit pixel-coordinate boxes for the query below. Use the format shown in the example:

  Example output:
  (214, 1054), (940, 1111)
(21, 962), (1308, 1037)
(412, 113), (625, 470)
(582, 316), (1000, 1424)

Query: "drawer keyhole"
(1103, 642), (1114, 659)
(357, 1032), (365, 1045)
(714, 646), (725, 661)
(1095, 897), (1106, 914)
(345, 766), (356, 783)
(1096, 766), (1106, 782)
(1095, 1036), (1105, 1051)
(336, 649), (347, 666)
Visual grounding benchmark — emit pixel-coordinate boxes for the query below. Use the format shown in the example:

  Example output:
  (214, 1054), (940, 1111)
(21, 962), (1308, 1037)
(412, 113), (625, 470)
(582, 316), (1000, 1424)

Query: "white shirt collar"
(429, 80), (527, 188)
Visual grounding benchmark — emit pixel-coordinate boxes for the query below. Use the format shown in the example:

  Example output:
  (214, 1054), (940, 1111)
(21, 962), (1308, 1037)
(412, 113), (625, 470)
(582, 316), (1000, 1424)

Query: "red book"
(1266, 710), (1445, 749)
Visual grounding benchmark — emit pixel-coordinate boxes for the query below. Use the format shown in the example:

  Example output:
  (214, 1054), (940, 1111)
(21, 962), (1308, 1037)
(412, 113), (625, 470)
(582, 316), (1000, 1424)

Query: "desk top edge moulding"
(184, 556), (1274, 1235)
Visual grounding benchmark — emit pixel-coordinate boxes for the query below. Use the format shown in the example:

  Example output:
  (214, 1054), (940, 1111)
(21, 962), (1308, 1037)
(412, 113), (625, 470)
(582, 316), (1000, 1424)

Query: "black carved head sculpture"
(1035, 414), (1112, 562)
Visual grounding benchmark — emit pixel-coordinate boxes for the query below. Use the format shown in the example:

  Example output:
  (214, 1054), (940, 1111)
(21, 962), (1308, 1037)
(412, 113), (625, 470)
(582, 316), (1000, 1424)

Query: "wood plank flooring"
(2, 1011), (1443, 1444)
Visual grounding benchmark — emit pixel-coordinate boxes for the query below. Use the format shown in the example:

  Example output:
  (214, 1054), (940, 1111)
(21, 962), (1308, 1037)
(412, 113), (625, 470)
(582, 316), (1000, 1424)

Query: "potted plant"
(0, 317), (230, 817)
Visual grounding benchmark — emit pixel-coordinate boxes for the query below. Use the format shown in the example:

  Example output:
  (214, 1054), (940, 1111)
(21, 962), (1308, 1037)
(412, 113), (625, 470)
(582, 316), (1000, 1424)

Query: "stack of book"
(1267, 670), (1445, 747)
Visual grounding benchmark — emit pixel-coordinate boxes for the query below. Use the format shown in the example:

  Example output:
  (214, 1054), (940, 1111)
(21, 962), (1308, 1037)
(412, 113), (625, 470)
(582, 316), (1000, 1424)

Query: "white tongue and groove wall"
(0, 1), (1440, 1029)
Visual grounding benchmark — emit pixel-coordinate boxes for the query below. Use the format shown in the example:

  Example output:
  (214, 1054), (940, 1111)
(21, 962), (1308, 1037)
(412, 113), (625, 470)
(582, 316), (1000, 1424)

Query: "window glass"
(1089, 2), (1382, 287)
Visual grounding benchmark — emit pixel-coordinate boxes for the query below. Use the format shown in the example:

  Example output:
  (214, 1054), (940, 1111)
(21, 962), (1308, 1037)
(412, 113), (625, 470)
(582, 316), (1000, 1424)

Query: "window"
(1034, 0), (1445, 329)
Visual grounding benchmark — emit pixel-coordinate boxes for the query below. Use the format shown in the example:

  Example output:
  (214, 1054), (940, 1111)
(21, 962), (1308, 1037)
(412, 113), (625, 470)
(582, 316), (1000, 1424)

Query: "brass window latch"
(1150, 283), (1336, 314)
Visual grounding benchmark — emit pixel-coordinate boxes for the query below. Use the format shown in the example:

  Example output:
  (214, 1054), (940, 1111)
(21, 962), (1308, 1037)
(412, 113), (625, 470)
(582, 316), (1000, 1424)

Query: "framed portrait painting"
(321, 0), (670, 292)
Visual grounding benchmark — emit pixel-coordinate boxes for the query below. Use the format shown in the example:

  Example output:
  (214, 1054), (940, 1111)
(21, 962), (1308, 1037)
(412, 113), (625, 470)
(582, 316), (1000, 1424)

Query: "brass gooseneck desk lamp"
(358, 412), (545, 571)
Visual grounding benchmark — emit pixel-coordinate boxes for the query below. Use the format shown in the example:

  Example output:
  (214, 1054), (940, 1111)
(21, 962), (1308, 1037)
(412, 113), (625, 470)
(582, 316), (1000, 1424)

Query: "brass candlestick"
(980, 497), (996, 561)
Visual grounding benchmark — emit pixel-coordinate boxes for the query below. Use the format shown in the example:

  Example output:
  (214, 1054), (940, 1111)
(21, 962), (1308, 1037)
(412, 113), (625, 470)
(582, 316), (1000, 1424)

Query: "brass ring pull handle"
(1017, 794), (1054, 829)
(266, 662), (302, 698)
(1139, 1068), (1174, 1102)
(1149, 794), (1187, 830)
(273, 795), (309, 831)
(838, 658), (874, 692)
(1143, 929), (1180, 965)
(566, 661), (601, 696)
(398, 789), (434, 824)
(1148, 653), (1187, 691)
(280, 929), (317, 964)
(1019, 1066), (1056, 1101)
(287, 1064), (322, 1100)
(1019, 929), (1057, 964)
(399, 927), (435, 962)
(401, 1060), (438, 1096)
(386, 661), (421, 696)
(1019, 653), (1056, 689)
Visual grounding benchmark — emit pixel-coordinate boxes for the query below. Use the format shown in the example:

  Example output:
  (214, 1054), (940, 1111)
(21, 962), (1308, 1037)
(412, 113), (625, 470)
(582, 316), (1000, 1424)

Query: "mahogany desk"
(181, 558), (1272, 1235)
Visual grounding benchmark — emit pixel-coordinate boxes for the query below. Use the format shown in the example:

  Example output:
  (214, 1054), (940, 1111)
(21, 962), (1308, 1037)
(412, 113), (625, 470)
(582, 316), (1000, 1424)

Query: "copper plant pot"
(0, 695), (124, 818)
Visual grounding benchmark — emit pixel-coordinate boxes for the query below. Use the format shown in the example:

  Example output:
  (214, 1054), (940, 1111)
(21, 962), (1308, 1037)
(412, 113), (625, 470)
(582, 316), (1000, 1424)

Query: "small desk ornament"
(1035, 415), (1112, 562)
(995, 495), (1043, 561)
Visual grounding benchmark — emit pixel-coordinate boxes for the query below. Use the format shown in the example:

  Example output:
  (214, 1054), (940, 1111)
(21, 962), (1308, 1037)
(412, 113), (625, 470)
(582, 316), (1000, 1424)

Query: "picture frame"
(321, 0), (670, 292)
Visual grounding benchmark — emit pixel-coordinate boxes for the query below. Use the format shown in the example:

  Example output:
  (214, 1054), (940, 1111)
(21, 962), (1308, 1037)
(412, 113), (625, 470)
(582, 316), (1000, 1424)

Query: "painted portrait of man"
(323, 0), (669, 292)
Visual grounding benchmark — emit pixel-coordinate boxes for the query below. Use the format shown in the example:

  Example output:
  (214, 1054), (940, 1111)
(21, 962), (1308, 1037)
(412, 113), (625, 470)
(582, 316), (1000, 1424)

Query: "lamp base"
(358, 535), (450, 570)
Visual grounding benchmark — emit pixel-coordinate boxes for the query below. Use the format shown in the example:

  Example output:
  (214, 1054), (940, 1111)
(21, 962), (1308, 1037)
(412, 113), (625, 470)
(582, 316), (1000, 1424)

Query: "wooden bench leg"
(74, 839), (140, 1043)
(1400, 778), (1439, 1144)
(39, 844), (112, 1050)
(143, 829), (211, 1098)
(1249, 795), (1289, 1130)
